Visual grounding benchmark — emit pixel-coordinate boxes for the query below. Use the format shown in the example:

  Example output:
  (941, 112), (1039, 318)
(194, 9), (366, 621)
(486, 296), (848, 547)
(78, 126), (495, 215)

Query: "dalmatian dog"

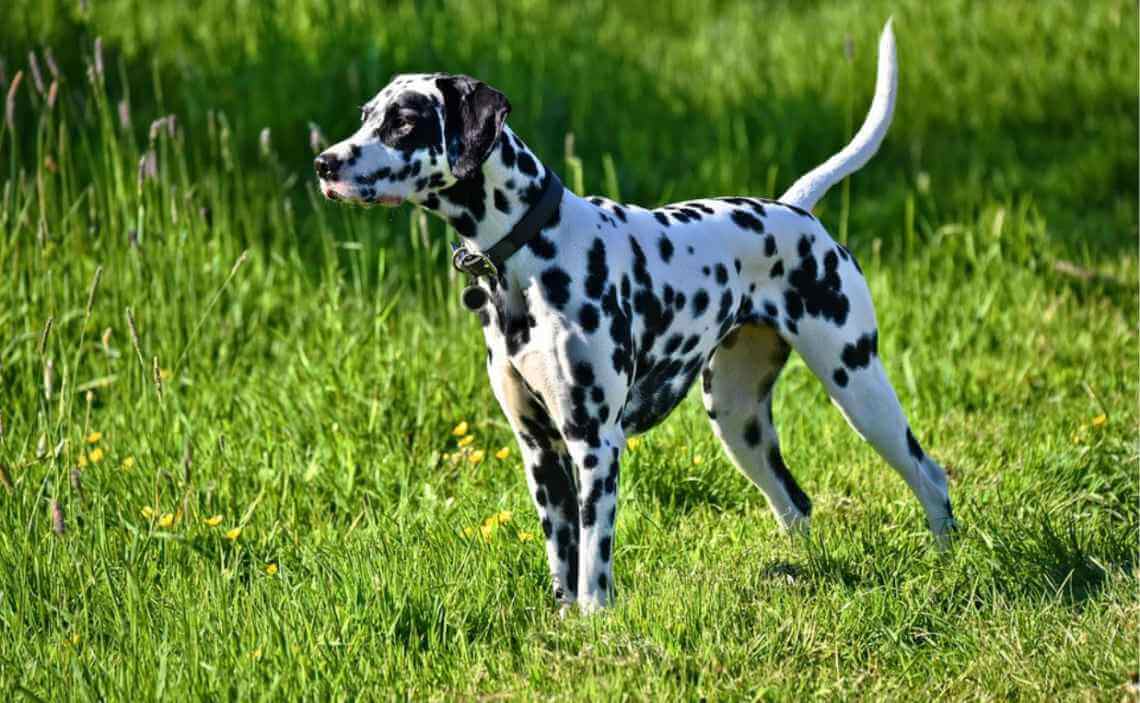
(315, 19), (955, 614)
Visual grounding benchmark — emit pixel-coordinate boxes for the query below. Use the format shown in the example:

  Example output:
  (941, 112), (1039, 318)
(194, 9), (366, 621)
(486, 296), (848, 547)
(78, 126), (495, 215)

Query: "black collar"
(451, 171), (564, 281)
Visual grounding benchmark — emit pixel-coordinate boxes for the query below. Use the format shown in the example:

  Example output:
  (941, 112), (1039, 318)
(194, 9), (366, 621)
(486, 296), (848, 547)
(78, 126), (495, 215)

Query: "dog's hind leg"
(787, 275), (956, 541)
(702, 323), (812, 532)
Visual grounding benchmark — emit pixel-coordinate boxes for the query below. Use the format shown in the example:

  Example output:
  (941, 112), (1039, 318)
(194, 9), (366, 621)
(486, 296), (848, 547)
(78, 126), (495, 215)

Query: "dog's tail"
(778, 18), (897, 211)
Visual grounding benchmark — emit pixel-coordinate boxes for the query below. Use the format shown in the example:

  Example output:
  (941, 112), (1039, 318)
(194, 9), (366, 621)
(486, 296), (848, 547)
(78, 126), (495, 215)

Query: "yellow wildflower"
(452, 421), (469, 436)
(692, 455), (703, 465)
(468, 449), (485, 464)
(626, 437), (641, 450)
(141, 506), (155, 519)
(87, 447), (104, 464)
(495, 446), (511, 460)
(249, 647), (262, 660)
(70, 633), (81, 646)
(204, 514), (223, 527)
(86, 431), (102, 444)
(265, 563), (279, 576)
(121, 456), (135, 471)
(225, 527), (242, 541)
(157, 512), (175, 528)
(484, 510), (512, 528)
(159, 368), (173, 381)
(77, 454), (87, 468)
(517, 531), (535, 542)
(1091, 413), (1107, 428)
(462, 525), (478, 539)
(457, 434), (475, 447)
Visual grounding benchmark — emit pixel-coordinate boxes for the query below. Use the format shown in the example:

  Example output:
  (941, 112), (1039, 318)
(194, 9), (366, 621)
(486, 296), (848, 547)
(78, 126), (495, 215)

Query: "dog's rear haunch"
(317, 19), (956, 615)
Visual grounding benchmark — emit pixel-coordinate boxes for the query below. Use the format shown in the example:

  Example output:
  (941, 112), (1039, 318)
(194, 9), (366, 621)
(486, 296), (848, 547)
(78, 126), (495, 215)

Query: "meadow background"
(1, 0), (1137, 699)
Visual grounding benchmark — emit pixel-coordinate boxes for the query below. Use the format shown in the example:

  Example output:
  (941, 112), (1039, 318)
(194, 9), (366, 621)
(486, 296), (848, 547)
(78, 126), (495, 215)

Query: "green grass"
(1, 0), (1137, 699)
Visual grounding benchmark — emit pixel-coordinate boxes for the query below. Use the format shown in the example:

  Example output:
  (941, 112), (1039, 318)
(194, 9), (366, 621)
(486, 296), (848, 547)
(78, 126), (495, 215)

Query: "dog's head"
(315, 73), (511, 207)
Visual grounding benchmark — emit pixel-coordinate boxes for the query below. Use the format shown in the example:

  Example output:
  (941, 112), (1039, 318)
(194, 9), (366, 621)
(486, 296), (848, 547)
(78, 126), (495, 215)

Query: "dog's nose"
(314, 153), (342, 179)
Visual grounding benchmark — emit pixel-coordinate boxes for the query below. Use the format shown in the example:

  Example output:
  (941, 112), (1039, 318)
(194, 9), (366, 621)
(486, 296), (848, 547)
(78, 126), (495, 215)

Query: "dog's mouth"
(320, 180), (403, 208)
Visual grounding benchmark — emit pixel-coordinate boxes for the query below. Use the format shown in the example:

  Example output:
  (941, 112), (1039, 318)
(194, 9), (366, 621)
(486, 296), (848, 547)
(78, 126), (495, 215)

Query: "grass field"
(1, 0), (1137, 699)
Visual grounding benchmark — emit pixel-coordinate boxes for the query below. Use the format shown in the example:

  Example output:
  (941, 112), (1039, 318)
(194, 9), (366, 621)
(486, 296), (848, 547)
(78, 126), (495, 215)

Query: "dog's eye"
(394, 113), (416, 133)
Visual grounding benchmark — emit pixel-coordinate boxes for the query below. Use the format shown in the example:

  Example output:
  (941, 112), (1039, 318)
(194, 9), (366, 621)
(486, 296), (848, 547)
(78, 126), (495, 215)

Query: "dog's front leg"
(486, 352), (581, 610)
(562, 427), (625, 614)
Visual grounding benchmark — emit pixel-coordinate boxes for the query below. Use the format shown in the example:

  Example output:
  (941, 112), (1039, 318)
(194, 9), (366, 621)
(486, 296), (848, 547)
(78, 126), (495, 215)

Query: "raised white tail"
(779, 19), (897, 210)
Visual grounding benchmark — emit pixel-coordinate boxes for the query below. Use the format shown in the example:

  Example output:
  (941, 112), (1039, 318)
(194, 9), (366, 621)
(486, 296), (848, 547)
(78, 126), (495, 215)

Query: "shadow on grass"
(763, 511), (1134, 609)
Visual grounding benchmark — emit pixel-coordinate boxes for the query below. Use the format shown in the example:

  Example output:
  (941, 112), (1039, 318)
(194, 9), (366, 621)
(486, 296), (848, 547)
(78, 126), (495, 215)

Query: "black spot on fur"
(769, 445), (811, 516)
(906, 428), (925, 460)
(579, 303), (599, 332)
(841, 331), (878, 370)
(731, 209), (764, 233)
(692, 290), (710, 317)
(658, 236), (674, 263)
(528, 234), (557, 259)
(832, 368), (849, 387)
(493, 188), (510, 214)
(541, 267), (572, 308)
(743, 418), (762, 447)
(517, 151), (538, 176)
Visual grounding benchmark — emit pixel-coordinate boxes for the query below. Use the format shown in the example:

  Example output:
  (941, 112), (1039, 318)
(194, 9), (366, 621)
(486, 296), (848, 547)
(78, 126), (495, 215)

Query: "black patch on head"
(436, 75), (511, 179)
(374, 92), (445, 158)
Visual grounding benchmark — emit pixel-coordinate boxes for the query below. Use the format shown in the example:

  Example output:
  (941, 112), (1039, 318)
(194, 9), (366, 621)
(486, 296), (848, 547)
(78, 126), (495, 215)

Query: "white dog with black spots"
(316, 20), (956, 614)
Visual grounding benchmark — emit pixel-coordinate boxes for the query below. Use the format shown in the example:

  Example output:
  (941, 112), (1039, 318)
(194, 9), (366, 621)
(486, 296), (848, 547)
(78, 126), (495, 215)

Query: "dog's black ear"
(436, 75), (511, 180)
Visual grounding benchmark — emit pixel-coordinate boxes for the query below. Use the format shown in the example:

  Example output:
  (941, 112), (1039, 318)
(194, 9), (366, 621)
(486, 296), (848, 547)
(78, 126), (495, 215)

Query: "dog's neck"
(431, 125), (570, 264)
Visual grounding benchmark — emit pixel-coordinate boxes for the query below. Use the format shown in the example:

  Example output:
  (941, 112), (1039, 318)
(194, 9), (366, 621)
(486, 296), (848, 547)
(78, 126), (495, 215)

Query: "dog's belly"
(620, 353), (707, 435)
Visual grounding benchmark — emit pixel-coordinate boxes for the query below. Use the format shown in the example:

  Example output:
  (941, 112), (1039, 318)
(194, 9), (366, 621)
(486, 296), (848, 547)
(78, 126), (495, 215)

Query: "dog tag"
(461, 284), (488, 311)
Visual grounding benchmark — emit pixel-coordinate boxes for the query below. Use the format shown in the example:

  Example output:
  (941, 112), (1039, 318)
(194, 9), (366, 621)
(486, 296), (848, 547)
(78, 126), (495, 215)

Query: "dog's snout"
(314, 153), (342, 180)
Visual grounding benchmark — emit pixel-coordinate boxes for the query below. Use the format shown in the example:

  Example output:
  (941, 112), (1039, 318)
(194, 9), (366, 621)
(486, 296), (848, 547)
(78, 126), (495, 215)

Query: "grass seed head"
(44, 47), (59, 78)
(4, 70), (21, 130)
(43, 359), (54, 401)
(38, 316), (53, 355)
(50, 500), (65, 535)
(0, 462), (12, 494)
(117, 98), (131, 129)
(46, 80), (58, 111)
(27, 51), (44, 96)
(92, 37), (104, 83)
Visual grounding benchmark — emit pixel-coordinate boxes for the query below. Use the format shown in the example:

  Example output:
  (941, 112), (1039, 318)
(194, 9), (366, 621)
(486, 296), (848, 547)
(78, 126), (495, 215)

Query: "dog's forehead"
(367, 73), (444, 112)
